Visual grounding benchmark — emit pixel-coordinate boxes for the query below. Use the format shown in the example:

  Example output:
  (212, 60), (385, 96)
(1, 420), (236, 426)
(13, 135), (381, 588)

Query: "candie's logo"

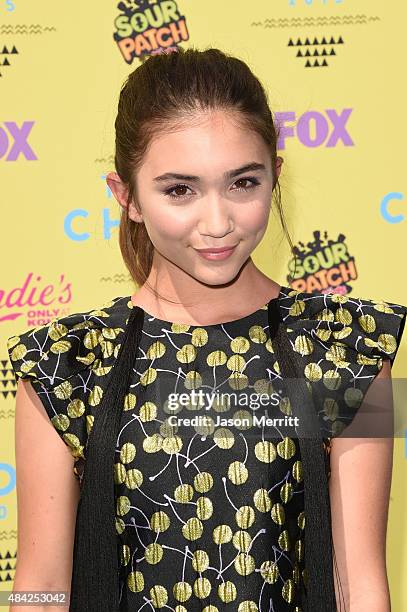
(113, 0), (189, 64)
(287, 230), (357, 295)
(1, 274), (73, 325)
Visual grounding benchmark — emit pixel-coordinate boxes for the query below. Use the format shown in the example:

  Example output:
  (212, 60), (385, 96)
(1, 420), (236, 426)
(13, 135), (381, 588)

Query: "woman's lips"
(194, 245), (237, 260)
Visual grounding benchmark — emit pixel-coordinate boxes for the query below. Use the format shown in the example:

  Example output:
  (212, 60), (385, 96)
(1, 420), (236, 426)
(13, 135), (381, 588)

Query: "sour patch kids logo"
(113, 0), (189, 64)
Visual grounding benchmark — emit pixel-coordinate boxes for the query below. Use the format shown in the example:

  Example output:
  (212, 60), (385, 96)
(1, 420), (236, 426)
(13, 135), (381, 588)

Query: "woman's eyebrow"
(153, 162), (267, 183)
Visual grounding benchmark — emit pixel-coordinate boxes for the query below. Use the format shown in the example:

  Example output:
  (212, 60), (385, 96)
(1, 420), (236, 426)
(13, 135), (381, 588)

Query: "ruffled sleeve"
(6, 297), (126, 485)
(281, 289), (407, 439)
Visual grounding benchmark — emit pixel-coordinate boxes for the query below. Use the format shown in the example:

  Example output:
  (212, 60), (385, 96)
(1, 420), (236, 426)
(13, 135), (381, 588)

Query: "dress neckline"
(126, 284), (289, 328)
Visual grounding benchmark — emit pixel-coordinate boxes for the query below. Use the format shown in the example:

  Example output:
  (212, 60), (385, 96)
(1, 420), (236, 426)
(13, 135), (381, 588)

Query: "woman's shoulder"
(276, 286), (407, 437)
(6, 294), (133, 484)
(7, 294), (133, 390)
(278, 285), (407, 367)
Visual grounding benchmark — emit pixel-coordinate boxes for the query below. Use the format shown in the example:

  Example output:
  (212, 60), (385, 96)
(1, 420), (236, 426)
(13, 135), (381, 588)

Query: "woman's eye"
(163, 184), (192, 199)
(163, 177), (260, 201)
(233, 177), (260, 192)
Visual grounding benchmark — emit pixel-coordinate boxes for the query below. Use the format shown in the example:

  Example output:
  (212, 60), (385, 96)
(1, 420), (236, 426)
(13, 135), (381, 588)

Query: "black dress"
(7, 285), (407, 611)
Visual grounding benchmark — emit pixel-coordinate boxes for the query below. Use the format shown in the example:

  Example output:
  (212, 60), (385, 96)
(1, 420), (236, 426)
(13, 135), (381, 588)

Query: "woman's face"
(108, 110), (282, 287)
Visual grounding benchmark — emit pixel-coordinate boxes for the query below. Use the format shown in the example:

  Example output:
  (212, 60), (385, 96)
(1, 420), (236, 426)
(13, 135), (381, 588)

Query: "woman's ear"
(275, 156), (284, 179)
(271, 156), (284, 190)
(106, 172), (143, 223)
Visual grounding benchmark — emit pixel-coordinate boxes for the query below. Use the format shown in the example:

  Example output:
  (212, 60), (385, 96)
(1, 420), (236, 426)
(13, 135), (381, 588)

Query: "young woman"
(8, 48), (406, 612)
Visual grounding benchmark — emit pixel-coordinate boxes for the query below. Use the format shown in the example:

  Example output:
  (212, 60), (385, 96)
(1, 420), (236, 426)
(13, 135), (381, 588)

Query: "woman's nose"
(198, 196), (234, 236)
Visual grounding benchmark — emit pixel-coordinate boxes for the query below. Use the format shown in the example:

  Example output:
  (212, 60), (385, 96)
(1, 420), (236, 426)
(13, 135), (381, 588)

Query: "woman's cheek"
(239, 204), (270, 233)
(143, 213), (192, 250)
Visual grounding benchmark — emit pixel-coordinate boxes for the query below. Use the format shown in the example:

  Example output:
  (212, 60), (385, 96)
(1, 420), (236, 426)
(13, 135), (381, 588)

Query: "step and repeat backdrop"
(1, 0), (406, 608)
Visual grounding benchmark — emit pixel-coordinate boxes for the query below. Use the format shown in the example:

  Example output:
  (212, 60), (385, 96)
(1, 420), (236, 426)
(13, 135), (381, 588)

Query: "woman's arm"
(329, 359), (393, 611)
(10, 379), (80, 610)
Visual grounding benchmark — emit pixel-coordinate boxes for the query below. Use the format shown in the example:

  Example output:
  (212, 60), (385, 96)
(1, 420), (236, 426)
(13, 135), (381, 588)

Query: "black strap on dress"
(69, 305), (145, 611)
(68, 299), (345, 611)
(267, 298), (343, 611)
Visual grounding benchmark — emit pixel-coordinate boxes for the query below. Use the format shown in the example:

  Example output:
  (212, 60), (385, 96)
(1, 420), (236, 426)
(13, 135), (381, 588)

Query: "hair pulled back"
(114, 46), (292, 291)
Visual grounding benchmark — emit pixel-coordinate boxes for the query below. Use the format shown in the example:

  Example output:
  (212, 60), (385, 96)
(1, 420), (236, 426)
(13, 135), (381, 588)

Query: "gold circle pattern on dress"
(6, 287), (407, 609)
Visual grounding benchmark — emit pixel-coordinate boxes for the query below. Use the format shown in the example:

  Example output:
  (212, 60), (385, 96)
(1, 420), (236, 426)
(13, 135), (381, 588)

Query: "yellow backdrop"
(2, 0), (406, 608)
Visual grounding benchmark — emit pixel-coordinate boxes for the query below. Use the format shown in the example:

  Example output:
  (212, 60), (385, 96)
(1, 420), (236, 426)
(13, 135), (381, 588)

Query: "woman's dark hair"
(114, 46), (294, 294)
